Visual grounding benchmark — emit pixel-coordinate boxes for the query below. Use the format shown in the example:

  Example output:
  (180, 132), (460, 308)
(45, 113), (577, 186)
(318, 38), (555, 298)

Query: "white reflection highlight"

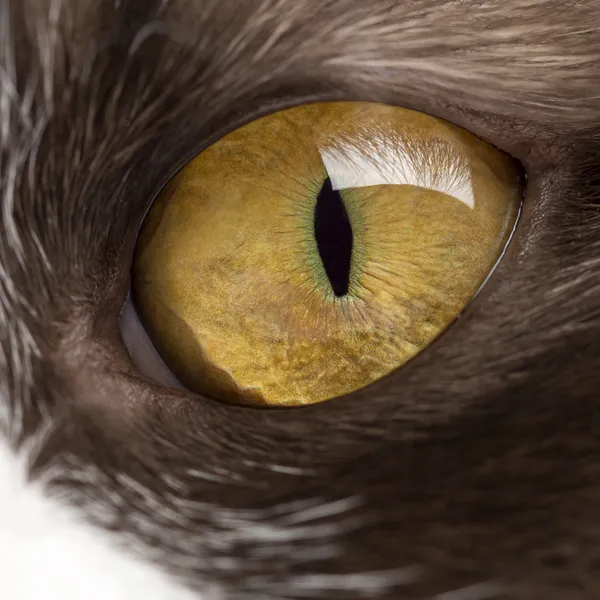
(320, 134), (475, 209)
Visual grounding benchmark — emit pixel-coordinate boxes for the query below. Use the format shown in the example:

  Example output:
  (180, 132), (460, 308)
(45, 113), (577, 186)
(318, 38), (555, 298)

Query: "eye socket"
(128, 102), (523, 407)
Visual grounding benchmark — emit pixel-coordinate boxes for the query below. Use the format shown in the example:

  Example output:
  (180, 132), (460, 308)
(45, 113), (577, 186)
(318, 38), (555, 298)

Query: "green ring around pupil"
(296, 174), (367, 303)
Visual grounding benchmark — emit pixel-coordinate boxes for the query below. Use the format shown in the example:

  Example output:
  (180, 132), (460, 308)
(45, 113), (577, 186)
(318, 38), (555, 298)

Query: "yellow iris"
(132, 102), (522, 406)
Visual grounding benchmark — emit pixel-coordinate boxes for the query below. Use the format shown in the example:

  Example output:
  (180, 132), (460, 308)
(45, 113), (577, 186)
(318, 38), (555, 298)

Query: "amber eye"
(131, 102), (522, 407)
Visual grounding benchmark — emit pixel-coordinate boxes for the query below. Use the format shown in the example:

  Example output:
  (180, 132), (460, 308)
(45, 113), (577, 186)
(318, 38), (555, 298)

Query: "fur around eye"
(2, 0), (598, 599)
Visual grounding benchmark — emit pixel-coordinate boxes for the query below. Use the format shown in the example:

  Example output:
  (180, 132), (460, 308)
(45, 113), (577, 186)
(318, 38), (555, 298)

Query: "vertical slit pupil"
(314, 177), (353, 297)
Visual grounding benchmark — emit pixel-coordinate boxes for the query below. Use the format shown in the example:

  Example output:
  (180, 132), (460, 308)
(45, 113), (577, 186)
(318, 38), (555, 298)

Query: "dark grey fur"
(1, 0), (600, 598)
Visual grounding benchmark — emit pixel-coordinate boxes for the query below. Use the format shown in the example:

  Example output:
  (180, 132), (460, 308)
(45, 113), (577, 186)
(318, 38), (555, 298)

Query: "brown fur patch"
(1, 0), (600, 598)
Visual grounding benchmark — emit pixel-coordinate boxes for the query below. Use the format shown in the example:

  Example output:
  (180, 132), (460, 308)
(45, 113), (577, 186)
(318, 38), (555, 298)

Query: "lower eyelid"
(120, 295), (186, 391)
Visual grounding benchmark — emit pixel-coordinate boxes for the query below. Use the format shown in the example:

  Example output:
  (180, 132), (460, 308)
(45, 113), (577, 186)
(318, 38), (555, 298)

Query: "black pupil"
(314, 177), (353, 297)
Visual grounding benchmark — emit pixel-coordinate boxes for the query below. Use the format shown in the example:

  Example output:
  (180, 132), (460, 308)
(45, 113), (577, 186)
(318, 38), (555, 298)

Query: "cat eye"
(127, 102), (523, 407)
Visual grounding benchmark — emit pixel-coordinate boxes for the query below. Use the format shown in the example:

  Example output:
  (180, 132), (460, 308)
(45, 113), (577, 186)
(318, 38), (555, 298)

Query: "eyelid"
(120, 295), (186, 391)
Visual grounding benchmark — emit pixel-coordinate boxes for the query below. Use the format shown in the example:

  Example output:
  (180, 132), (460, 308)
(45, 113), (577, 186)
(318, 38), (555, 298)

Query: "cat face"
(1, 1), (599, 598)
